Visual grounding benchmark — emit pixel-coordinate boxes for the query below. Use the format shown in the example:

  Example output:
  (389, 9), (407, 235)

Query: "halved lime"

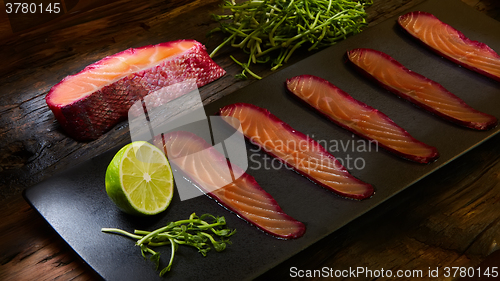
(105, 141), (174, 216)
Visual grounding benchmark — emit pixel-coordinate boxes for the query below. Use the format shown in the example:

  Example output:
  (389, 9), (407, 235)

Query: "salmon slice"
(398, 11), (500, 82)
(286, 75), (439, 164)
(153, 131), (305, 239)
(347, 48), (497, 130)
(218, 103), (374, 200)
(46, 40), (225, 141)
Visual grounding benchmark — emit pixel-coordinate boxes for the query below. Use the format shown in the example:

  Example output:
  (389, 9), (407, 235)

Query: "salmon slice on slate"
(153, 131), (306, 239)
(347, 48), (497, 130)
(286, 75), (439, 164)
(219, 103), (374, 200)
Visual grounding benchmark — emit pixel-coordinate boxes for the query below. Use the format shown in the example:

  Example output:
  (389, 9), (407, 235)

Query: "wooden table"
(1, 0), (499, 280)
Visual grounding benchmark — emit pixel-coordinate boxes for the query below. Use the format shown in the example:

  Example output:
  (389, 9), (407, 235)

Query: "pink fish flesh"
(286, 75), (439, 164)
(347, 48), (497, 130)
(218, 103), (374, 200)
(46, 40), (225, 141)
(398, 11), (500, 82)
(153, 131), (306, 239)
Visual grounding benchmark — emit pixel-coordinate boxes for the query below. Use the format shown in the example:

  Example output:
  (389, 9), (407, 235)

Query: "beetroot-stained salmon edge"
(47, 39), (205, 97)
(153, 133), (306, 239)
(174, 164), (306, 239)
(397, 11), (500, 82)
(346, 48), (498, 131)
(218, 103), (375, 200)
(47, 83), (130, 140)
(46, 39), (226, 141)
(285, 75), (440, 164)
(202, 173), (306, 240)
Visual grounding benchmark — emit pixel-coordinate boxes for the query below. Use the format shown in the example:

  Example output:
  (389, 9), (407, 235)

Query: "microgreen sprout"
(209, 0), (372, 79)
(101, 213), (236, 276)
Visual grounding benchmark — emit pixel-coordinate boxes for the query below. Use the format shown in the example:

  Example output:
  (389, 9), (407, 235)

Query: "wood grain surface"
(1, 0), (499, 280)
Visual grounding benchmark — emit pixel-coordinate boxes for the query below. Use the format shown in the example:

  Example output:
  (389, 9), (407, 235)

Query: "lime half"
(105, 141), (174, 216)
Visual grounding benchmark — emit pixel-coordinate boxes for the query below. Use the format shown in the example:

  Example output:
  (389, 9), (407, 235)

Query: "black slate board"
(24, 0), (500, 280)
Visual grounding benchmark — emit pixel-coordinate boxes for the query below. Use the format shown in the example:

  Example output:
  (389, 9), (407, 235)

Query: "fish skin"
(153, 131), (306, 239)
(286, 75), (439, 164)
(219, 103), (374, 200)
(398, 11), (500, 82)
(347, 48), (497, 131)
(46, 40), (225, 141)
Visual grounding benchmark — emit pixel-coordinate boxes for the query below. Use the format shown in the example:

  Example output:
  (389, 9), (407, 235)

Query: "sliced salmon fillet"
(347, 48), (497, 130)
(46, 40), (225, 141)
(218, 103), (374, 200)
(286, 75), (439, 164)
(398, 11), (500, 82)
(153, 131), (305, 239)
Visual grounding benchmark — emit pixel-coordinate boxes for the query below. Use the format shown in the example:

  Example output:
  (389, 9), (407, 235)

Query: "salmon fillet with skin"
(153, 131), (306, 239)
(46, 40), (226, 141)
(286, 75), (439, 164)
(347, 48), (497, 130)
(398, 11), (500, 82)
(219, 103), (374, 200)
